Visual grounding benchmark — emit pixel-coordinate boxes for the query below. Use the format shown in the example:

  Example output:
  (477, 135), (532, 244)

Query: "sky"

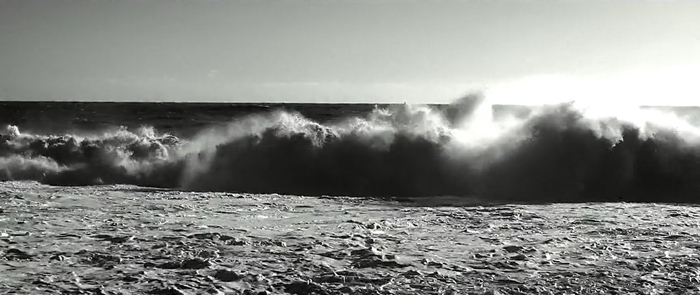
(1, 0), (700, 104)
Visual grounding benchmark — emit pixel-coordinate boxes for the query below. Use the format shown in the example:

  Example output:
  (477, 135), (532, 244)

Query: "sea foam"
(3, 95), (700, 203)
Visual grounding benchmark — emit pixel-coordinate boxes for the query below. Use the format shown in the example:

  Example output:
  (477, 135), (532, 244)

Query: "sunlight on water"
(4, 78), (700, 202)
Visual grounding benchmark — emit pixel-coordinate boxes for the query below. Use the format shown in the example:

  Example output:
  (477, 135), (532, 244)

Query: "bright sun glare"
(485, 66), (700, 107)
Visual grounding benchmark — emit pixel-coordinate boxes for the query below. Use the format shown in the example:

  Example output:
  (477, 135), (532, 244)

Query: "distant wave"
(3, 95), (700, 203)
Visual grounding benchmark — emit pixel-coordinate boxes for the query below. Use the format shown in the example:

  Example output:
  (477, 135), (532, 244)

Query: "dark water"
(0, 102), (381, 138)
(3, 99), (700, 204)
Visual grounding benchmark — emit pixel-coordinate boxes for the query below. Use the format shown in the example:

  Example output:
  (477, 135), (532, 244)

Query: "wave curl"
(3, 96), (700, 203)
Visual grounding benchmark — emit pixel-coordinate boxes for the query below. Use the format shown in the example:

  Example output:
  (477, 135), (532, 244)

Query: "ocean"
(2, 98), (700, 204)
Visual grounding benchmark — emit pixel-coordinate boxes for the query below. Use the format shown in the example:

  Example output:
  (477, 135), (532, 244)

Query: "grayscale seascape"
(3, 1), (700, 294)
(3, 101), (700, 294)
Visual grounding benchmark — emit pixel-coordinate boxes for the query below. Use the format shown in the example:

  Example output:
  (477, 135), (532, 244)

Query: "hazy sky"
(2, 0), (700, 104)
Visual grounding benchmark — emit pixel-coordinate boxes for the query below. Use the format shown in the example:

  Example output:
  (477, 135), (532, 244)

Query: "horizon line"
(3, 100), (700, 108)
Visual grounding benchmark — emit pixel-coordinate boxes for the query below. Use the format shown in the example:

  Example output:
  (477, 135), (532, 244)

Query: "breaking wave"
(4, 95), (700, 203)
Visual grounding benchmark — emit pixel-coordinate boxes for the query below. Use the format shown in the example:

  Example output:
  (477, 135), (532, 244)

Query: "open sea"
(3, 99), (700, 204)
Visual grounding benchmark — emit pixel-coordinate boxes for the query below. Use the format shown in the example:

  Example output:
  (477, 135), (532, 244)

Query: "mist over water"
(3, 95), (700, 203)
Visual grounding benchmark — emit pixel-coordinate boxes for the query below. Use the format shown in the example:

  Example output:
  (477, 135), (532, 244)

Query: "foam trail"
(3, 95), (700, 203)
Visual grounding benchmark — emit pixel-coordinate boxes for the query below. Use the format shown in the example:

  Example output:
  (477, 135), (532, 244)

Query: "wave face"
(3, 98), (700, 203)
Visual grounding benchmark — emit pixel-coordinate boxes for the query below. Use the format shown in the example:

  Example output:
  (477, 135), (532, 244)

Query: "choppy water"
(3, 97), (700, 203)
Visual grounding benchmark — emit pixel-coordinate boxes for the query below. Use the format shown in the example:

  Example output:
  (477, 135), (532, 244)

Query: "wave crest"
(3, 98), (700, 203)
